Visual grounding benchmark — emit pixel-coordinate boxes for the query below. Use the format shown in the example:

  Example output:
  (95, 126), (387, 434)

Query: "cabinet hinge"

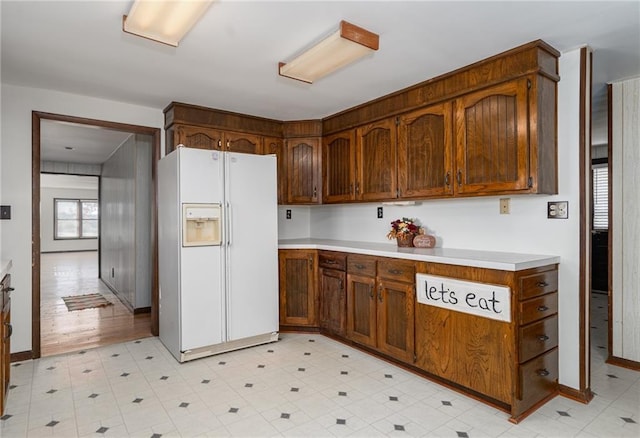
(396, 188), (400, 197)
(528, 176), (533, 188)
(413, 354), (417, 363)
(527, 79), (532, 89)
(395, 116), (400, 126)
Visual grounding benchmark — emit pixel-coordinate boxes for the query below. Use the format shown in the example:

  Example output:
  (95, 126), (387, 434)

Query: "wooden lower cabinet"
(278, 250), (317, 328)
(414, 261), (558, 422)
(318, 251), (347, 337)
(346, 256), (415, 363)
(278, 248), (559, 422)
(1, 274), (11, 416)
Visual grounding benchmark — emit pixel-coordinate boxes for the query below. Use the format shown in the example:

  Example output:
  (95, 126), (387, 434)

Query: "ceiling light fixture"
(279, 20), (379, 84)
(122, 0), (214, 47)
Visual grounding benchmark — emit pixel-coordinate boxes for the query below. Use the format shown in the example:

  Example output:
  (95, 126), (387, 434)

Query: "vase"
(396, 235), (414, 247)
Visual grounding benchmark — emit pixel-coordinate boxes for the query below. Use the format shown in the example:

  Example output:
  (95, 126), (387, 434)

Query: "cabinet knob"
(388, 269), (402, 275)
(536, 281), (549, 287)
(537, 305), (549, 312)
(536, 368), (550, 377)
(537, 334), (549, 342)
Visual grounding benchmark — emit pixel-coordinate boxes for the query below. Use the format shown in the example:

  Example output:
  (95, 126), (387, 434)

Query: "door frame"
(31, 111), (161, 359)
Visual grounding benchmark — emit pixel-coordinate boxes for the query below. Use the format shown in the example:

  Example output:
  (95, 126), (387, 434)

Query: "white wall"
(278, 48), (586, 390)
(0, 83), (163, 354)
(40, 186), (99, 253)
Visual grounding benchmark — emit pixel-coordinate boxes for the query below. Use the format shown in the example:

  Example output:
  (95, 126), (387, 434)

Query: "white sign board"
(416, 274), (511, 322)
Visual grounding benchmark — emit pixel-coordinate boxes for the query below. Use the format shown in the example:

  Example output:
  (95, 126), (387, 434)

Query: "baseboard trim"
(607, 356), (640, 371)
(11, 350), (33, 363)
(558, 384), (594, 404)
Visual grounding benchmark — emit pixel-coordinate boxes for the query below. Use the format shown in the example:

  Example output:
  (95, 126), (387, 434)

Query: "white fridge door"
(224, 152), (279, 341)
(179, 148), (225, 351)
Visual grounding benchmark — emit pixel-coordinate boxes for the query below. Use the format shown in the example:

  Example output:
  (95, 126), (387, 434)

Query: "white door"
(224, 152), (279, 341)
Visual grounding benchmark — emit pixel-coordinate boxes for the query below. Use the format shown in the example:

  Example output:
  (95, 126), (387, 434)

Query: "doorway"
(32, 112), (161, 359)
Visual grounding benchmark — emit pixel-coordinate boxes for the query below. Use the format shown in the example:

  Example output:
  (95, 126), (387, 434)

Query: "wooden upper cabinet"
(287, 138), (321, 204)
(224, 132), (262, 154)
(398, 103), (454, 198)
(454, 78), (530, 195)
(356, 118), (398, 201)
(323, 130), (356, 203)
(175, 125), (223, 150)
(263, 137), (287, 205)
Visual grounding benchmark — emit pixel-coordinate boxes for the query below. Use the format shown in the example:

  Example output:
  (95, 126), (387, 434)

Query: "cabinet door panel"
(279, 250), (317, 326)
(455, 79), (529, 194)
(398, 103), (453, 198)
(415, 304), (456, 378)
(377, 279), (414, 363)
(225, 132), (262, 154)
(176, 125), (223, 150)
(287, 138), (320, 204)
(356, 119), (397, 201)
(323, 131), (355, 203)
(346, 274), (376, 347)
(320, 268), (346, 336)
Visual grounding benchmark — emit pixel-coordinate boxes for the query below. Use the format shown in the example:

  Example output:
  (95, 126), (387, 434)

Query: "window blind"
(592, 164), (608, 230)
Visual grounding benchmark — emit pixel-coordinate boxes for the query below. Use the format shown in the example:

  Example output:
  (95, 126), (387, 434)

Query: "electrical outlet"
(500, 198), (510, 214)
(0, 205), (10, 220)
(286, 209), (292, 219)
(548, 201), (569, 219)
(377, 207), (383, 219)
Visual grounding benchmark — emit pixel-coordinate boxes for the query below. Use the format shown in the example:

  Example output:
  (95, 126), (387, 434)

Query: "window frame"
(53, 198), (99, 240)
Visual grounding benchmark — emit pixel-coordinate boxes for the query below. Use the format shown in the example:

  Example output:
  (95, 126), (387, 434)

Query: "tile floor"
(1, 295), (638, 437)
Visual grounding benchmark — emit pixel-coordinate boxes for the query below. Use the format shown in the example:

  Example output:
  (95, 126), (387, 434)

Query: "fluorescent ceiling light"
(279, 20), (379, 84)
(123, 0), (214, 47)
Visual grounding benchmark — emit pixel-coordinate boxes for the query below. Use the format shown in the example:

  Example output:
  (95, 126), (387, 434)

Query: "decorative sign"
(416, 274), (511, 322)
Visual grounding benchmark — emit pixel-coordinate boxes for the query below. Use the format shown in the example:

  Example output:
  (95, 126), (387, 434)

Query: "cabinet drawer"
(377, 259), (415, 283)
(348, 255), (376, 276)
(519, 293), (558, 326)
(319, 251), (347, 271)
(518, 347), (558, 405)
(519, 315), (558, 363)
(519, 270), (558, 300)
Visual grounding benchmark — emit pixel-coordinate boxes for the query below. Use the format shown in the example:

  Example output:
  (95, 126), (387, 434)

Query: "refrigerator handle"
(226, 202), (232, 246)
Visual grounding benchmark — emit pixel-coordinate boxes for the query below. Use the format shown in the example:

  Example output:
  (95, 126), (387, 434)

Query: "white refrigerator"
(158, 147), (279, 362)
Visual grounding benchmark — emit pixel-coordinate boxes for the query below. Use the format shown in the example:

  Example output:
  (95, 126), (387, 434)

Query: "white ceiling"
(3, 0), (640, 163)
(40, 173), (99, 191)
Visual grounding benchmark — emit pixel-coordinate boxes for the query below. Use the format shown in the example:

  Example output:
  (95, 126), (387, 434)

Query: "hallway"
(40, 251), (152, 357)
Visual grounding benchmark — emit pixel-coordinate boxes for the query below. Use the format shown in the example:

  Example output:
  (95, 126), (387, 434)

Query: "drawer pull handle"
(388, 269), (402, 275)
(537, 305), (549, 312)
(7, 287), (14, 292)
(355, 264), (365, 269)
(537, 335), (549, 342)
(369, 287), (374, 299)
(536, 369), (550, 377)
(5, 323), (11, 339)
(325, 260), (337, 264)
(536, 281), (549, 287)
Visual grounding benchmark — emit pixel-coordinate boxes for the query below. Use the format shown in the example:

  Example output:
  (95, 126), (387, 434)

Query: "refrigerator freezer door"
(224, 152), (279, 341)
(178, 148), (225, 351)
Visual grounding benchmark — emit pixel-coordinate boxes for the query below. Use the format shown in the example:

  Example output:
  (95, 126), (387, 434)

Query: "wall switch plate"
(548, 201), (569, 219)
(0, 205), (10, 220)
(377, 207), (383, 218)
(286, 209), (292, 219)
(499, 198), (510, 214)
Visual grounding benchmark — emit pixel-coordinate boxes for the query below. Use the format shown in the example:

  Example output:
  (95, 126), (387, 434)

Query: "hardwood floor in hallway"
(40, 251), (152, 357)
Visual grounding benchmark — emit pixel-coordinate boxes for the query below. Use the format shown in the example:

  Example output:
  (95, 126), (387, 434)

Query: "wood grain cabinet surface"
(1, 274), (11, 416)
(318, 251), (347, 337)
(346, 256), (415, 363)
(286, 138), (321, 204)
(170, 125), (263, 154)
(263, 137), (287, 205)
(355, 118), (398, 201)
(278, 250), (318, 328)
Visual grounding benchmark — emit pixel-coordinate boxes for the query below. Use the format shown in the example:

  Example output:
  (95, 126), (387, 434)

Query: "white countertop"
(278, 239), (559, 271)
(1, 259), (12, 279)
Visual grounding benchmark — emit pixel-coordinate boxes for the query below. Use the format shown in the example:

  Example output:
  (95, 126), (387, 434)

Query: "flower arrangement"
(386, 217), (424, 241)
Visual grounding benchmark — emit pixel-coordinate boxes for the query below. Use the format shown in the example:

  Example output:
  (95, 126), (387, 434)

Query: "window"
(54, 199), (99, 239)
(592, 163), (608, 230)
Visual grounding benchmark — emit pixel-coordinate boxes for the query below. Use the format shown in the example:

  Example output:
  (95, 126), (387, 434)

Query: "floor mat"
(61, 293), (113, 311)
